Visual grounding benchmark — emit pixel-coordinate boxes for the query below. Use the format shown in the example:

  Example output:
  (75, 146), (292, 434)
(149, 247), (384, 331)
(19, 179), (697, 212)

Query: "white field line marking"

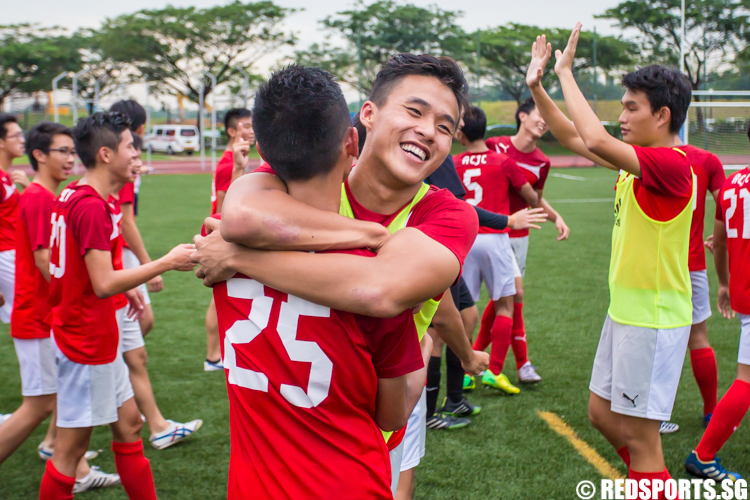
(550, 173), (587, 181)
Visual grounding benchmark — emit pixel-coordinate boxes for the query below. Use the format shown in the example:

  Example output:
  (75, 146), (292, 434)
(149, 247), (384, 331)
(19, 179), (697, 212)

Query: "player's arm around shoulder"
(220, 172), (389, 252)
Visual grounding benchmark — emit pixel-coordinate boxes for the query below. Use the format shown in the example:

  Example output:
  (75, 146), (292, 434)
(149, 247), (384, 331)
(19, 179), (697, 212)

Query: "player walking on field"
(482, 98), (570, 385)
(683, 130), (750, 481)
(39, 112), (195, 500)
(205, 108), (255, 372)
(193, 54), (482, 500)
(454, 106), (539, 395)
(527, 25), (693, 496)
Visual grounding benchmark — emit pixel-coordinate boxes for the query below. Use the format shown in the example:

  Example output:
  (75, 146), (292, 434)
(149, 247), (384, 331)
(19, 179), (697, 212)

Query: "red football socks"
(39, 461), (75, 500)
(474, 304), (496, 352)
(113, 440), (158, 500)
(628, 468), (676, 500)
(617, 446), (631, 466)
(695, 379), (750, 462)
(690, 347), (718, 417)
(511, 302), (529, 369)
(489, 315), (513, 374)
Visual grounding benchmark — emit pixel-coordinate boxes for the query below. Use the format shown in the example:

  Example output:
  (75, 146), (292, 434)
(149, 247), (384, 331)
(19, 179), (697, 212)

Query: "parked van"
(144, 125), (201, 154)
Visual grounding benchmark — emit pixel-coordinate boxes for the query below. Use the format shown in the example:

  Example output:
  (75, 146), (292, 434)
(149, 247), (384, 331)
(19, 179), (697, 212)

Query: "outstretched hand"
(554, 22), (582, 75)
(526, 35), (552, 89)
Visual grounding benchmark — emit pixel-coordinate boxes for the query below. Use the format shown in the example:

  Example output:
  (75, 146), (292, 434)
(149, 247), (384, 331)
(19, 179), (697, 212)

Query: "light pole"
(52, 72), (68, 123)
(237, 68), (250, 108)
(199, 71), (218, 171)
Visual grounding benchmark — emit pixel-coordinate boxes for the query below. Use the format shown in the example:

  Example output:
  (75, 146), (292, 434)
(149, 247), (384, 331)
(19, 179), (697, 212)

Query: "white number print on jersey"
(49, 214), (66, 278)
(462, 168), (483, 206)
(224, 278), (334, 409)
(724, 187), (750, 239)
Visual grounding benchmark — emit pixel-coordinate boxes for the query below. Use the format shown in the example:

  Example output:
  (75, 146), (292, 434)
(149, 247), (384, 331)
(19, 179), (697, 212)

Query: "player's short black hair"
(461, 106), (487, 142)
(370, 54), (469, 119)
(74, 112), (132, 169)
(352, 112), (367, 155)
(109, 100), (146, 133)
(25, 122), (73, 171)
(0, 113), (18, 140)
(515, 98), (537, 131)
(253, 65), (351, 182)
(132, 132), (143, 152)
(224, 108), (252, 132)
(621, 65), (691, 134)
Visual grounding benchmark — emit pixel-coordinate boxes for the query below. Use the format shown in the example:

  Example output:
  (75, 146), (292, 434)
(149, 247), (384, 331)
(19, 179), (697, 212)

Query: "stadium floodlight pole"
(237, 68), (250, 108)
(72, 69), (88, 175)
(52, 72), (68, 123)
(680, 0), (686, 74)
(144, 76), (152, 170)
(593, 26), (598, 115)
(199, 79), (206, 171)
(202, 71), (218, 172)
(476, 31), (481, 104)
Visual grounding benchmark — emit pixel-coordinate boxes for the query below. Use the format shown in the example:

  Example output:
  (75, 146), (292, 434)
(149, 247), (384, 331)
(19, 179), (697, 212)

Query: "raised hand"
(526, 35), (552, 89)
(554, 22), (582, 75)
(510, 207), (548, 230)
(233, 124), (251, 172)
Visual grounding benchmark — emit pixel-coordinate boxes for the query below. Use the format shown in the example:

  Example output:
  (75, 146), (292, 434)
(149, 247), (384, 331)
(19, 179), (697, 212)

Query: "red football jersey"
(486, 136), (551, 238)
(0, 170), (20, 251)
(11, 183), (54, 339)
(454, 150), (528, 234)
(211, 149), (234, 215)
(716, 167), (750, 315)
(214, 264), (422, 500)
(49, 183), (120, 365)
(118, 182), (135, 249)
(677, 145), (726, 271)
(108, 194), (128, 310)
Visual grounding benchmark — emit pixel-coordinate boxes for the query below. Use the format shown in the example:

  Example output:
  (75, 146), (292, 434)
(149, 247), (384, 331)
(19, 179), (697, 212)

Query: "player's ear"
(344, 127), (358, 159)
(655, 106), (671, 131)
(32, 149), (46, 165)
(227, 127), (237, 140)
(360, 101), (375, 130)
(98, 146), (111, 165)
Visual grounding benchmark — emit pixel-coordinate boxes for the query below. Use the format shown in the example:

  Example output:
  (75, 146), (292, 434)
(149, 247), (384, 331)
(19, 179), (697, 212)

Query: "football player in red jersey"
(193, 54), (480, 499)
(454, 106), (538, 395)
(205, 108), (255, 372)
(203, 65), (427, 500)
(39, 112), (195, 500)
(484, 98), (569, 384)
(0, 122), (120, 493)
(0, 114), (27, 327)
(683, 131), (750, 481)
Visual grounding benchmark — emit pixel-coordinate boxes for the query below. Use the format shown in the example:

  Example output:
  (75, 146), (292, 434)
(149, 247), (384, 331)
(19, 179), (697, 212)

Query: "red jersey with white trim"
(486, 135), (550, 238)
(676, 145), (726, 272)
(118, 182), (135, 249)
(630, 146), (692, 221)
(11, 183), (54, 339)
(49, 183), (119, 365)
(453, 150), (528, 234)
(0, 170), (20, 251)
(108, 194), (128, 310)
(211, 149), (234, 215)
(716, 167), (750, 315)
(213, 261), (422, 500)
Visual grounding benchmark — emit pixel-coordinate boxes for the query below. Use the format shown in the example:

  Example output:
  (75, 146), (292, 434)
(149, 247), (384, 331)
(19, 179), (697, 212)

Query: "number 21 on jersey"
(724, 187), (750, 239)
(223, 278), (333, 409)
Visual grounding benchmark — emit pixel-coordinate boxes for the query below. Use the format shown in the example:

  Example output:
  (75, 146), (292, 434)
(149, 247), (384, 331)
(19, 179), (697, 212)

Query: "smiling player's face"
(366, 75), (459, 187)
(112, 129), (138, 184)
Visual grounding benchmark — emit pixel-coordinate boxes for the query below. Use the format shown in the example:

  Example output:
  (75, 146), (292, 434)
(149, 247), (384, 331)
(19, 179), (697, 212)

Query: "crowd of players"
(0, 22), (748, 499)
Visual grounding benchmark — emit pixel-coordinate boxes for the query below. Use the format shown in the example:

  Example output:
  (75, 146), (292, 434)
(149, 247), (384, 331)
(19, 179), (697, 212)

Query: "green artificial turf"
(1, 169), (747, 499)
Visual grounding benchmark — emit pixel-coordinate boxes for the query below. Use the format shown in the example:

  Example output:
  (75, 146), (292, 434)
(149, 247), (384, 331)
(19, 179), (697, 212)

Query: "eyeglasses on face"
(48, 148), (77, 157)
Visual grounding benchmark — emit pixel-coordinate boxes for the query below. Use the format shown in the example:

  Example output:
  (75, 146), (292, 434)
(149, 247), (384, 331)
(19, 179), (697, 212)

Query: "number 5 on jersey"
(224, 278), (334, 409)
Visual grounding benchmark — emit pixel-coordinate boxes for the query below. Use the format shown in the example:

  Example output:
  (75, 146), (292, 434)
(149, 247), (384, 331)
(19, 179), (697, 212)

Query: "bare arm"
(518, 183), (538, 206)
(221, 173), (390, 251)
(431, 288), (489, 375)
(85, 244), (195, 299)
(194, 221), (460, 318)
(712, 218), (734, 319)
(537, 194), (570, 241)
(214, 190), (227, 215)
(33, 248), (51, 283)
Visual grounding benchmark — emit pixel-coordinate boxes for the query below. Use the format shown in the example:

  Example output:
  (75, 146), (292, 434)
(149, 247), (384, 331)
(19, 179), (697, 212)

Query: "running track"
(12, 153), (750, 176)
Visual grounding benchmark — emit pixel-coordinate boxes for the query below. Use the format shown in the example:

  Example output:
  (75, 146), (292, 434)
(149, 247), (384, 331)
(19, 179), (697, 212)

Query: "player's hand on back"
(165, 244), (197, 272)
(192, 220), (243, 286)
(510, 207), (548, 230)
(462, 350), (490, 376)
(147, 275), (164, 293)
(555, 217), (570, 241)
(554, 22), (582, 76)
(704, 234), (714, 255)
(526, 35), (552, 89)
(717, 285), (735, 320)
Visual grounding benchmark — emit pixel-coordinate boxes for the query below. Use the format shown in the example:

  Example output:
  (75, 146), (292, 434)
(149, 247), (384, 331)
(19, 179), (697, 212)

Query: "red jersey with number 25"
(716, 167), (750, 315)
(49, 184), (120, 365)
(454, 150), (528, 234)
(213, 258), (422, 500)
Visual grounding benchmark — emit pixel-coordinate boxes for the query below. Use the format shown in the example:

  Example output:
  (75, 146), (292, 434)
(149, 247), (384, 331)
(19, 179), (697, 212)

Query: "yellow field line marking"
(537, 410), (625, 480)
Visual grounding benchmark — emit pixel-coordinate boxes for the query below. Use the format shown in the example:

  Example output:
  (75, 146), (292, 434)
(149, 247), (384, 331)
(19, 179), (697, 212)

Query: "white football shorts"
(54, 339), (134, 428)
(122, 248), (151, 306)
(737, 314), (750, 366)
(510, 235), (529, 278)
(0, 250), (15, 323)
(463, 233), (516, 302)
(690, 270), (712, 325)
(400, 387), (426, 472)
(589, 314), (690, 421)
(117, 306), (145, 353)
(14, 337), (57, 397)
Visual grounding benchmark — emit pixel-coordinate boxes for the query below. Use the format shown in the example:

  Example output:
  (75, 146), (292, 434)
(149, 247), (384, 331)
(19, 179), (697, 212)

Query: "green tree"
(597, 0), (750, 91)
(96, 1), (295, 105)
(477, 24), (634, 104)
(0, 24), (81, 110)
(295, 0), (469, 98)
